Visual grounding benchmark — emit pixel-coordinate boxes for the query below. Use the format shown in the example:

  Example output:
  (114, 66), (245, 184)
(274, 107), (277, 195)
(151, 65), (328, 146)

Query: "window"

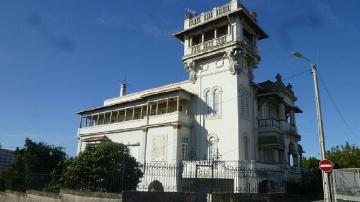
(208, 134), (219, 161)
(213, 89), (221, 115)
(244, 135), (249, 160)
(216, 25), (228, 37)
(191, 34), (202, 46)
(111, 111), (118, 123)
(205, 90), (212, 115)
(98, 113), (105, 125)
(104, 112), (111, 124)
(240, 90), (250, 120)
(204, 87), (222, 117)
(204, 29), (215, 42)
(181, 137), (189, 160)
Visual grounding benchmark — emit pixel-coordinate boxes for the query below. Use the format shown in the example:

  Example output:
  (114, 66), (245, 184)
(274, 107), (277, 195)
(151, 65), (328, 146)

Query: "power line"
(317, 70), (358, 138)
(283, 69), (311, 81)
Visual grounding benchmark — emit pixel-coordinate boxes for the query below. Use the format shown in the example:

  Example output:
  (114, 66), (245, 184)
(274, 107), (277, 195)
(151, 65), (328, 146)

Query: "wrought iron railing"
(258, 119), (280, 129)
(258, 119), (298, 134)
(136, 161), (295, 194)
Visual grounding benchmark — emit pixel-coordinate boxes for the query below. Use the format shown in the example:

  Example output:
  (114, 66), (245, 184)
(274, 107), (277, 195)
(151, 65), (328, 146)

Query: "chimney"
(120, 83), (127, 97)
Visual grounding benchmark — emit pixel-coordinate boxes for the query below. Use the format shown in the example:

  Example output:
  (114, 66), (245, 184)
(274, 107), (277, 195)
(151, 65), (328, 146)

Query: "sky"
(0, 0), (359, 158)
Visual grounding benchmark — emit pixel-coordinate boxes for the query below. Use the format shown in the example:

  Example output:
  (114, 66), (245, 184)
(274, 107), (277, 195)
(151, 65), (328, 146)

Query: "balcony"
(188, 3), (232, 28)
(78, 111), (191, 136)
(189, 34), (233, 55)
(78, 96), (192, 136)
(258, 119), (298, 135)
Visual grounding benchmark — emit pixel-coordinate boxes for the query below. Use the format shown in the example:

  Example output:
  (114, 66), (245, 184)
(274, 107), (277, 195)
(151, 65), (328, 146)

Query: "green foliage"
(326, 141), (360, 168)
(300, 157), (323, 194)
(297, 142), (360, 195)
(60, 142), (143, 193)
(0, 138), (66, 192)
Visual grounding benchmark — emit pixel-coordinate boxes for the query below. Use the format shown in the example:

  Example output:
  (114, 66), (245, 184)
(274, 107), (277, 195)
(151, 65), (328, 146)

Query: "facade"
(76, 0), (303, 193)
(0, 149), (15, 173)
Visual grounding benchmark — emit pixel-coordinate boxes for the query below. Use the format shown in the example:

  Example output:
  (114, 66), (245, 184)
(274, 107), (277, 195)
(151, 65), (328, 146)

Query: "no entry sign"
(319, 159), (334, 173)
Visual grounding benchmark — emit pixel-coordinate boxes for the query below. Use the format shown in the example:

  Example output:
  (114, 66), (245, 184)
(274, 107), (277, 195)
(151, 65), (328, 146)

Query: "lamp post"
(291, 51), (332, 202)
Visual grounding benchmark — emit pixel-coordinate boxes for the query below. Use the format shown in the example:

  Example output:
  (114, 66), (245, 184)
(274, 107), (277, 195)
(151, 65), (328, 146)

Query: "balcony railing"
(258, 119), (298, 134)
(188, 3), (232, 28)
(189, 35), (231, 55)
(258, 119), (280, 129)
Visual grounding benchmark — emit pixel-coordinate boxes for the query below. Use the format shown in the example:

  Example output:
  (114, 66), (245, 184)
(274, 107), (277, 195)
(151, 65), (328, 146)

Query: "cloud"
(142, 22), (173, 41)
(277, 14), (323, 49)
(26, 13), (75, 52)
(316, 1), (340, 28)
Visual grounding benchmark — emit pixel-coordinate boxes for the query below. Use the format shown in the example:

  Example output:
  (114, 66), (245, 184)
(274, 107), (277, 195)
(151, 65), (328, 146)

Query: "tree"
(301, 157), (323, 194)
(60, 142), (143, 193)
(326, 141), (360, 168)
(1, 138), (66, 192)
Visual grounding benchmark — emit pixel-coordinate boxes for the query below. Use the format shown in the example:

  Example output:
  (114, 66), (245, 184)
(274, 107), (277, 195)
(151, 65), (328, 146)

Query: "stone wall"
(212, 192), (322, 202)
(0, 190), (197, 202)
(0, 189), (121, 202)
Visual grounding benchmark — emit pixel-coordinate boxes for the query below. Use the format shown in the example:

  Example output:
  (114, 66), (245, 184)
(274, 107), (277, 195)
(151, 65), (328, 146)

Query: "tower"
(174, 0), (268, 161)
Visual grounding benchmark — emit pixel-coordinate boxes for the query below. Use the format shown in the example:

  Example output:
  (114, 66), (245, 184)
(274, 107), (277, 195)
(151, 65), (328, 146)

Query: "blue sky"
(0, 0), (359, 158)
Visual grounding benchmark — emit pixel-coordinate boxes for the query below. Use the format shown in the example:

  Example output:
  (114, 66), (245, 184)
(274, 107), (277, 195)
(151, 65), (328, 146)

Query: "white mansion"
(76, 0), (303, 192)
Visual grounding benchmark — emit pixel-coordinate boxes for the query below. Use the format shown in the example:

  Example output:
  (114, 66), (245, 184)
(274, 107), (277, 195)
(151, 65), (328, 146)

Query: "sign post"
(319, 159), (334, 173)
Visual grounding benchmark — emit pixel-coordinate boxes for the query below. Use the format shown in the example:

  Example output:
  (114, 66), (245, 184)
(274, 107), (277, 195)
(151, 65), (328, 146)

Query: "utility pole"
(291, 51), (332, 202)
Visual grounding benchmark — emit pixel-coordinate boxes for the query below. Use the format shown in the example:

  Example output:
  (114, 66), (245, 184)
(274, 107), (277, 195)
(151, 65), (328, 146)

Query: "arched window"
(208, 134), (219, 161)
(240, 89), (250, 120)
(204, 87), (222, 117)
(213, 89), (221, 116)
(204, 89), (212, 115)
(244, 134), (249, 160)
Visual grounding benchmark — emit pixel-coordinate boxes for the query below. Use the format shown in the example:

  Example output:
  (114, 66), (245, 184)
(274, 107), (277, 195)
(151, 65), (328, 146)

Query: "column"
(290, 110), (296, 126)
(140, 106), (143, 119)
(116, 110), (120, 122)
(261, 102), (267, 119)
(278, 103), (286, 121)
(166, 98), (169, 113)
(177, 96), (180, 111)
(132, 107), (135, 120)
(156, 101), (159, 115)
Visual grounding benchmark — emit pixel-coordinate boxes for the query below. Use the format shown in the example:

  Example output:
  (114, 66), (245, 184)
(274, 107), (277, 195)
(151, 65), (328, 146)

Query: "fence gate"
(332, 168), (360, 201)
(194, 164), (214, 202)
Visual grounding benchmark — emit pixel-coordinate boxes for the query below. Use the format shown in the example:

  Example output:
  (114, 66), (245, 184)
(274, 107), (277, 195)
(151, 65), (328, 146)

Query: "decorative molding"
(184, 60), (197, 83)
(226, 49), (241, 75)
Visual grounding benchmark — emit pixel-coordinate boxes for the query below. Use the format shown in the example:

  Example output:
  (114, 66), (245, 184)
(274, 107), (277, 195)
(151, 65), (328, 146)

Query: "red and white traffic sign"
(319, 159), (334, 173)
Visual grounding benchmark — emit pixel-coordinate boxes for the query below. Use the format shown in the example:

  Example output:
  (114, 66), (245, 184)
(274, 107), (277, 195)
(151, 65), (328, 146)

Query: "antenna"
(185, 8), (197, 19)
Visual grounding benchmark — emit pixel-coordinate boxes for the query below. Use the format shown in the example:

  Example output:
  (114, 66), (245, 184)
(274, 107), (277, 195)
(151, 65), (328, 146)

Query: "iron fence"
(137, 161), (299, 194)
(0, 161), (301, 196)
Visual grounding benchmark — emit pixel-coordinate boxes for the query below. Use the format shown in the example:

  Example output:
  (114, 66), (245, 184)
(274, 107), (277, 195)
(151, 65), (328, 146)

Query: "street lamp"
(291, 51), (332, 202)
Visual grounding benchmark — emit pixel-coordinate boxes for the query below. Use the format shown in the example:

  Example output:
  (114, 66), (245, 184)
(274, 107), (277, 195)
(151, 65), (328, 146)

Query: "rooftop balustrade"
(187, 3), (232, 28)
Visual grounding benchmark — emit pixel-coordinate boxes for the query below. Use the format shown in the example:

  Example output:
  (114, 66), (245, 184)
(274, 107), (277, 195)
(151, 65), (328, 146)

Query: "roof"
(256, 73), (295, 97)
(76, 81), (194, 115)
(174, 8), (268, 42)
